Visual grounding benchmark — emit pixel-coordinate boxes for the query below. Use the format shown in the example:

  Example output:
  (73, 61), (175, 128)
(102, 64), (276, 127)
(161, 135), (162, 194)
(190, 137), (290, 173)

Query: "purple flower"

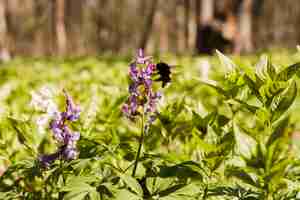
(39, 91), (81, 167)
(130, 63), (139, 82)
(61, 147), (78, 160)
(50, 118), (64, 142)
(122, 49), (163, 126)
(63, 91), (81, 121)
(62, 128), (80, 146)
(136, 49), (151, 64)
(146, 91), (161, 113)
(39, 152), (60, 168)
(145, 63), (156, 76)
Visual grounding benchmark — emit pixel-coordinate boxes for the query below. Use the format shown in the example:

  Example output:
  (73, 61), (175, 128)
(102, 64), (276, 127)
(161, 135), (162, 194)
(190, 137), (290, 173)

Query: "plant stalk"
(132, 113), (145, 177)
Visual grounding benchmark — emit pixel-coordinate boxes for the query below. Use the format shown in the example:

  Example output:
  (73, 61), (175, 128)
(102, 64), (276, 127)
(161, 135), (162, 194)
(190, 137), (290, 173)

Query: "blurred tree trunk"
(184, 0), (190, 50)
(139, 0), (158, 50)
(0, 0), (10, 61)
(234, 0), (253, 53)
(201, 0), (214, 25)
(168, 1), (179, 53)
(194, 0), (201, 53)
(34, 0), (45, 57)
(195, 0), (201, 26)
(66, 0), (83, 55)
(55, 0), (67, 56)
(113, 0), (124, 53)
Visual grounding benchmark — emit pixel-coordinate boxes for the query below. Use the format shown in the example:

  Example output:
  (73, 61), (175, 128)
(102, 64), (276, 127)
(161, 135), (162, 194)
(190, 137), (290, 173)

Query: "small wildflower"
(30, 86), (59, 134)
(30, 86), (58, 114)
(38, 91), (81, 167)
(122, 49), (167, 126)
(39, 152), (60, 168)
(84, 85), (99, 129)
(63, 90), (81, 121)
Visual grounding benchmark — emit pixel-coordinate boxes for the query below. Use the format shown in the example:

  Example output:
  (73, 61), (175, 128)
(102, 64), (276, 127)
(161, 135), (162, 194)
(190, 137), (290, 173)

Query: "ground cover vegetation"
(1, 50), (300, 199)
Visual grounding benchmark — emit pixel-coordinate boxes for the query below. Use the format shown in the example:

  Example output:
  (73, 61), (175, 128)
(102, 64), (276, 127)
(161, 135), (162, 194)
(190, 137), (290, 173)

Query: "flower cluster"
(39, 91), (81, 167)
(30, 86), (59, 134)
(122, 49), (162, 123)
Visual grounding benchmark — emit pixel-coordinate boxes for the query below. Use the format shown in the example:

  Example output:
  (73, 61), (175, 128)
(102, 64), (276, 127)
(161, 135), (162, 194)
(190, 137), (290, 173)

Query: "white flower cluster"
(30, 86), (59, 134)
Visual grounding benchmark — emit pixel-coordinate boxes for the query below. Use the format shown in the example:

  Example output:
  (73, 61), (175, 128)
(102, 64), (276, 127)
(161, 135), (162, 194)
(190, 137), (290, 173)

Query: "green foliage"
(1, 52), (300, 200)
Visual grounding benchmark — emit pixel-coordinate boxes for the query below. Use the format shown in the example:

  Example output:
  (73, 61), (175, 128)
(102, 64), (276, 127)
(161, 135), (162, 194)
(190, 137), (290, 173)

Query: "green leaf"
(267, 64), (277, 81)
(217, 114), (230, 127)
(255, 55), (269, 80)
(61, 182), (93, 192)
(243, 74), (263, 103)
(216, 50), (236, 72)
(208, 185), (261, 199)
(200, 80), (229, 97)
(231, 99), (259, 114)
(192, 111), (217, 135)
(234, 123), (257, 159)
(255, 55), (277, 81)
(61, 176), (98, 200)
(119, 174), (143, 196)
(266, 117), (289, 147)
(159, 183), (200, 199)
(170, 97), (185, 116)
(113, 189), (141, 200)
(271, 81), (297, 121)
(146, 177), (174, 195)
(7, 117), (36, 156)
(261, 81), (287, 107)
(159, 161), (204, 179)
(89, 190), (101, 200)
(276, 62), (300, 81)
(64, 191), (89, 200)
(225, 166), (260, 187)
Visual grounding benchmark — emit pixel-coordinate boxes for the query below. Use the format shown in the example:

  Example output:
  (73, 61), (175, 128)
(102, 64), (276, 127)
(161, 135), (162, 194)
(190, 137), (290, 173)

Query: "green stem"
(132, 113), (145, 177)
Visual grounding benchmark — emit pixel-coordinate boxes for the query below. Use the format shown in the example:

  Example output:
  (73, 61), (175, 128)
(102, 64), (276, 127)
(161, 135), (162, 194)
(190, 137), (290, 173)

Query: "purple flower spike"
(50, 118), (64, 142)
(122, 49), (164, 126)
(39, 152), (60, 168)
(130, 63), (139, 81)
(136, 49), (152, 64)
(62, 147), (78, 160)
(63, 91), (81, 121)
(62, 127), (80, 145)
(38, 91), (81, 167)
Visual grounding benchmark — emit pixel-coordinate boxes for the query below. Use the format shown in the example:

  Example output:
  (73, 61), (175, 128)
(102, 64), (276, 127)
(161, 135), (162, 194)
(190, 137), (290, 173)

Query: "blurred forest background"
(0, 0), (300, 60)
